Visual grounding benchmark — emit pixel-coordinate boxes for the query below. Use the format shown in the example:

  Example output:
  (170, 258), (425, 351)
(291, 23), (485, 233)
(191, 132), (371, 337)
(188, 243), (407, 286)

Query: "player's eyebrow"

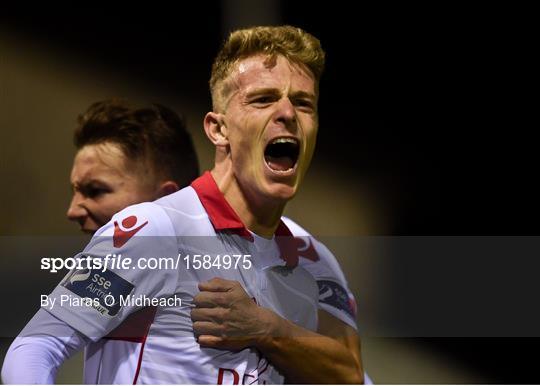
(290, 90), (316, 101)
(245, 88), (281, 98)
(71, 178), (110, 191)
(246, 88), (316, 101)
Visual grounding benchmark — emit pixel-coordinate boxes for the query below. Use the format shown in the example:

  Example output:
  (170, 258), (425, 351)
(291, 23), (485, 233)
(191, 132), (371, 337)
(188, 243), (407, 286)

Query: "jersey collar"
(191, 171), (253, 240)
(191, 172), (298, 267)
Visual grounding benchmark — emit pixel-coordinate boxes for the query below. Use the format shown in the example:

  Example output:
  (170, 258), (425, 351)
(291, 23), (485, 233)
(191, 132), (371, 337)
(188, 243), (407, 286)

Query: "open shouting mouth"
(264, 137), (300, 174)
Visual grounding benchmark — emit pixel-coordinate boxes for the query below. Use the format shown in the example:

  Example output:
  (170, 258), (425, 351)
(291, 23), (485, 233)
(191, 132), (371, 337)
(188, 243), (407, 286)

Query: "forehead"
(230, 54), (316, 95)
(71, 143), (130, 181)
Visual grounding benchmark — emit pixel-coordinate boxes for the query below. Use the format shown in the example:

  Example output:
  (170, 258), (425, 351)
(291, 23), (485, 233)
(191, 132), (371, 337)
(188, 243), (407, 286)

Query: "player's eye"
(88, 188), (105, 198)
(251, 95), (277, 105)
(81, 185), (110, 199)
(293, 98), (315, 112)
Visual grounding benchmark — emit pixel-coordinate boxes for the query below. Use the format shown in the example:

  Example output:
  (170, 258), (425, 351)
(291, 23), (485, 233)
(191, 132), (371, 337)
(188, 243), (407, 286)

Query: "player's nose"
(66, 193), (88, 223)
(274, 97), (297, 130)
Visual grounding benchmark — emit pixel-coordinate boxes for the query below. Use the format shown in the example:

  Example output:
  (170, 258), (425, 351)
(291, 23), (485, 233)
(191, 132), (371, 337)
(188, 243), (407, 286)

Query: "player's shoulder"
(282, 216), (346, 277)
(94, 201), (175, 239)
(154, 185), (201, 215)
(154, 185), (218, 236)
(281, 216), (310, 236)
(282, 217), (357, 326)
(281, 216), (335, 261)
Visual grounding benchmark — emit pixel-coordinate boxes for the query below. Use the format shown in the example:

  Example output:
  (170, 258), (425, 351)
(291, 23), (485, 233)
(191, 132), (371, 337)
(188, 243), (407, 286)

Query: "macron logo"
(296, 237), (319, 262)
(113, 215), (148, 248)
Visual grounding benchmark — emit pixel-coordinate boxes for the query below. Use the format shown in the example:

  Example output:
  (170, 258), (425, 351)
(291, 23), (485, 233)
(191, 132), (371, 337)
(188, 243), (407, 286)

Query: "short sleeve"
(282, 217), (358, 330)
(46, 202), (178, 341)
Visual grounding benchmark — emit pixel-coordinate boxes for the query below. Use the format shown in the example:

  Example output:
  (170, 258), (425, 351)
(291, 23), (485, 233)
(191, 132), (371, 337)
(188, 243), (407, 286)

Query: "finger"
(197, 334), (226, 348)
(197, 335), (247, 351)
(192, 291), (217, 308)
(193, 291), (229, 308)
(192, 322), (222, 337)
(190, 307), (226, 323)
(198, 277), (237, 292)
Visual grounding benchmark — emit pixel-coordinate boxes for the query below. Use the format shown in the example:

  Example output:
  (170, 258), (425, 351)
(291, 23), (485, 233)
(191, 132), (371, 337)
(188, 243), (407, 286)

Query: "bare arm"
(254, 308), (363, 384)
(191, 278), (363, 384)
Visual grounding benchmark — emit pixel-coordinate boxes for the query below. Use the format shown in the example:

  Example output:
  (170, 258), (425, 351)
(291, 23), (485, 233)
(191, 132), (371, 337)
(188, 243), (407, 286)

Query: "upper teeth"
(271, 138), (298, 145)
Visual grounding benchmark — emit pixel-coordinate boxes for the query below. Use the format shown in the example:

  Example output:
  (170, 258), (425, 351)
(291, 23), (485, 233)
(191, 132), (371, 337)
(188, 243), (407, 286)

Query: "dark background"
(1, 2), (536, 383)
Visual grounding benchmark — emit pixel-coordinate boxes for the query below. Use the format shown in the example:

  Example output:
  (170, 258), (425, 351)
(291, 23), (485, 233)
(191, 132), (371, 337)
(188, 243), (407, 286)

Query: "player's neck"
(210, 167), (284, 238)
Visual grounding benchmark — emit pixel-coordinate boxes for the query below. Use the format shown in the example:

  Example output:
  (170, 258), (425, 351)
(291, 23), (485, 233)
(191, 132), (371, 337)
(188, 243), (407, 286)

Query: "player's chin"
(260, 161), (303, 202)
(263, 181), (298, 202)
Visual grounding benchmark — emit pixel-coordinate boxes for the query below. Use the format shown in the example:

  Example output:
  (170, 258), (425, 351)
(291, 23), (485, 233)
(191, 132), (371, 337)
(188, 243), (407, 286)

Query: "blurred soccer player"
(66, 99), (199, 233)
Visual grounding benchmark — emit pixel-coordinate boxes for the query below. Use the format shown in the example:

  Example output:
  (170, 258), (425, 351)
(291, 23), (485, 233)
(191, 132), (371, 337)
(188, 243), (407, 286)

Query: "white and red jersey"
(282, 218), (358, 330)
(46, 172), (319, 384)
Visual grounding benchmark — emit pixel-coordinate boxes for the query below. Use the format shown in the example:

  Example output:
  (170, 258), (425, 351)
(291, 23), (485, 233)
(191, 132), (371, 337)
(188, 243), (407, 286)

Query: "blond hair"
(209, 25), (325, 111)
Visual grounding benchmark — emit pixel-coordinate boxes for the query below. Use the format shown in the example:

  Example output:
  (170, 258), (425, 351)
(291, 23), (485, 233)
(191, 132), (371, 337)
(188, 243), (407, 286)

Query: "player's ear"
(156, 180), (179, 198)
(204, 112), (229, 147)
